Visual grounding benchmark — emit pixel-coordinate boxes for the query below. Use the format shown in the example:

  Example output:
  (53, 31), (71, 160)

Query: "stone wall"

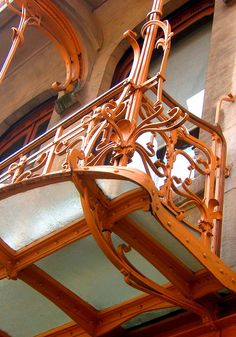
(0, 0), (235, 268)
(0, 0), (187, 133)
(203, 0), (236, 269)
(0, 0), (103, 134)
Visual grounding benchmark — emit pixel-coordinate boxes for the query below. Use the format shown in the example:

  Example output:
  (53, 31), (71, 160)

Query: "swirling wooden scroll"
(1, 0), (82, 92)
(68, 155), (236, 323)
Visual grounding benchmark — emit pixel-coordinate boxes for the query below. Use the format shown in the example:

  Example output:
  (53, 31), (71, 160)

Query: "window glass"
(0, 135), (27, 162)
(33, 118), (50, 140)
(111, 2), (214, 186)
(0, 98), (55, 163)
(111, 0), (214, 119)
(149, 19), (212, 117)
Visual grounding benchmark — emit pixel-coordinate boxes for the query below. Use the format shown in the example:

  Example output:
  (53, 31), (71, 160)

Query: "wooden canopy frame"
(0, 0), (236, 336)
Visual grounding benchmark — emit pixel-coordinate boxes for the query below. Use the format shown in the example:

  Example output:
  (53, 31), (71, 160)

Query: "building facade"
(0, 0), (236, 336)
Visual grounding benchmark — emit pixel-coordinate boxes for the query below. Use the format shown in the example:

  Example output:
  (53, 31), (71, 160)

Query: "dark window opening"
(0, 98), (55, 163)
(111, 0), (214, 87)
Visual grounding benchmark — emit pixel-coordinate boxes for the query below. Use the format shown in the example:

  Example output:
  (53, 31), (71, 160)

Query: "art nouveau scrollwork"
(67, 153), (236, 324)
(7, 152), (48, 183)
(76, 173), (212, 323)
(0, 0), (82, 92)
(0, 0), (236, 329)
(0, 0), (230, 259)
(0, 0), (228, 249)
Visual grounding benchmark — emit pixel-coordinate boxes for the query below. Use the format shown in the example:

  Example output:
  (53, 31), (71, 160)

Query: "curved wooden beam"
(72, 164), (236, 291)
(69, 169), (212, 322)
(114, 217), (193, 297)
(1, 0), (82, 92)
(66, 162), (236, 320)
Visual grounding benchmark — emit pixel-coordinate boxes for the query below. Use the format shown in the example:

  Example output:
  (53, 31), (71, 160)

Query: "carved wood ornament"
(0, 0), (236, 336)
(0, 0), (82, 91)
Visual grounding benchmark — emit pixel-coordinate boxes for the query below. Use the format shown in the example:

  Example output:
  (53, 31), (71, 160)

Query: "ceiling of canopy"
(0, 174), (193, 336)
(0, 0), (236, 337)
(0, 166), (235, 336)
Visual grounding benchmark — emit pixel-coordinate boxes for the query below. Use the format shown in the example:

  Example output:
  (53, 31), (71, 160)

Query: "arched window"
(112, 0), (214, 117)
(111, 0), (214, 182)
(0, 98), (55, 163)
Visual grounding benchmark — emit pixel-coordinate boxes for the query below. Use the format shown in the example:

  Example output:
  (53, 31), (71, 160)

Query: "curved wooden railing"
(1, 0), (236, 330)
(0, 80), (227, 255)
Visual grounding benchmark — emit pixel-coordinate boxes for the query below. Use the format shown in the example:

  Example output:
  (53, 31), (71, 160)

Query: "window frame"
(111, 0), (214, 86)
(0, 98), (55, 162)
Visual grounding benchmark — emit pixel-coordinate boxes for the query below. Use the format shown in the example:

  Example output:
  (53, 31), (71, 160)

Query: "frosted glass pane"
(0, 181), (83, 250)
(122, 307), (181, 329)
(96, 179), (139, 199)
(129, 211), (203, 272)
(37, 236), (141, 309)
(150, 19), (212, 114)
(0, 279), (69, 337)
(37, 235), (168, 310)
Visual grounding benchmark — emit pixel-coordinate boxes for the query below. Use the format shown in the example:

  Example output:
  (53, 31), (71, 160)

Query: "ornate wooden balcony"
(0, 1), (236, 336)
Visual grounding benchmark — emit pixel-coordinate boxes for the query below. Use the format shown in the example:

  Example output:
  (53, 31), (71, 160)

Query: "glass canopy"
(0, 181), (83, 250)
(0, 1), (236, 336)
